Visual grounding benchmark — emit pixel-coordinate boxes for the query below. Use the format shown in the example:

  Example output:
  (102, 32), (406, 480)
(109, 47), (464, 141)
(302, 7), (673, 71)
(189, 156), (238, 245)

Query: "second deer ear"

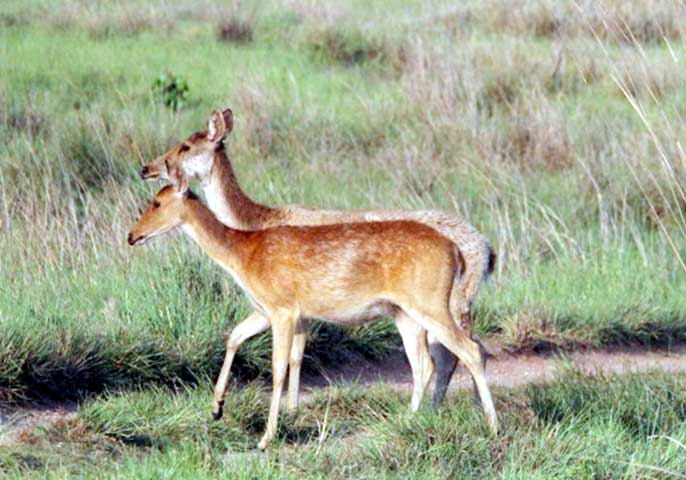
(222, 108), (234, 134)
(207, 109), (227, 143)
(170, 166), (189, 195)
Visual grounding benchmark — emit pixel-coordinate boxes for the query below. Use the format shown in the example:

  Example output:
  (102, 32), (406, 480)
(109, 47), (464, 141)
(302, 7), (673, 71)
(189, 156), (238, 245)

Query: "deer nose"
(140, 166), (149, 179)
(127, 233), (136, 246)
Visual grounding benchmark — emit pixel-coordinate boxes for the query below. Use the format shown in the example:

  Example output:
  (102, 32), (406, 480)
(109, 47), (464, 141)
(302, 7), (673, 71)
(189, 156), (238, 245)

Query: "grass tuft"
(217, 14), (255, 44)
(305, 26), (406, 71)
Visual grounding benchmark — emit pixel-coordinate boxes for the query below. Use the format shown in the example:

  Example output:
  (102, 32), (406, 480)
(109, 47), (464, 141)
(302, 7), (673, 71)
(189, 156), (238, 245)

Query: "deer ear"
(170, 167), (189, 195)
(222, 108), (234, 134)
(207, 109), (226, 143)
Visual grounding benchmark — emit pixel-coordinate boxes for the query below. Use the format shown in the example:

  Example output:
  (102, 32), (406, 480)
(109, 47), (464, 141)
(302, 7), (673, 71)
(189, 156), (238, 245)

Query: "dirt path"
(2, 344), (686, 446)
(0, 401), (77, 447)
(301, 343), (686, 392)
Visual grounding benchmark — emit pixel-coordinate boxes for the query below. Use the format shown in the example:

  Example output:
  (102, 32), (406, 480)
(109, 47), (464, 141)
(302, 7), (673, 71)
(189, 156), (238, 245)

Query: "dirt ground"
(0, 401), (77, 447)
(301, 343), (686, 391)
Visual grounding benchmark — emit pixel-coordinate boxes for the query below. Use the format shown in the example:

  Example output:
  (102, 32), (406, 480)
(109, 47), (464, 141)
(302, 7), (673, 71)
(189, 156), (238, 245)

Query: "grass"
(1, 369), (686, 478)
(0, 0), (685, 405)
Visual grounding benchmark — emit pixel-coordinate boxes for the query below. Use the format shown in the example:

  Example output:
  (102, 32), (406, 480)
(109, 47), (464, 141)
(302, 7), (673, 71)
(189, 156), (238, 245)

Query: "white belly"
(304, 301), (398, 326)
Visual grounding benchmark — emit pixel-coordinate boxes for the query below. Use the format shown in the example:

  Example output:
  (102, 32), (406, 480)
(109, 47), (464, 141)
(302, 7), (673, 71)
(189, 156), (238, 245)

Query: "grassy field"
(2, 0), (685, 400)
(1, 0), (686, 475)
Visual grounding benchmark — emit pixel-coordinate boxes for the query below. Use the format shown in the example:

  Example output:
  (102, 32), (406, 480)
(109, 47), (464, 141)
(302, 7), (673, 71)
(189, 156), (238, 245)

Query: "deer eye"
(153, 201), (161, 209)
(178, 144), (190, 153)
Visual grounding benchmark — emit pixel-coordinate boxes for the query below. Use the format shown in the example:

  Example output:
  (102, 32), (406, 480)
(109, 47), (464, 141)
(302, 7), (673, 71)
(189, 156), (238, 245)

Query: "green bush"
(152, 73), (189, 111)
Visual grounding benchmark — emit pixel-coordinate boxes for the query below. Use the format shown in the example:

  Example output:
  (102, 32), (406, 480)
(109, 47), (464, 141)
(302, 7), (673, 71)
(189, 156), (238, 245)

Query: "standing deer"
(128, 183), (498, 450)
(140, 109), (496, 416)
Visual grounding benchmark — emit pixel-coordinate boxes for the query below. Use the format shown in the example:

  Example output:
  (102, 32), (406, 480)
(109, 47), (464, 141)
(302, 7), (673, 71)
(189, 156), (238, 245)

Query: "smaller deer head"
(140, 108), (233, 183)
(128, 179), (190, 246)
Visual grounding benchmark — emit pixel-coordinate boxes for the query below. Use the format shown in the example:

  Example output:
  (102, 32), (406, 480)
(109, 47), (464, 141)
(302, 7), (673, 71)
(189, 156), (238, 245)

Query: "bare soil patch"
(0, 401), (77, 447)
(301, 343), (686, 392)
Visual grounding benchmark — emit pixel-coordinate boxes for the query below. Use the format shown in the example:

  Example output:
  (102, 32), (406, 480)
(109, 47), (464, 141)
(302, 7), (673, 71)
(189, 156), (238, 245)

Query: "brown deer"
(128, 183), (498, 450)
(141, 109), (496, 414)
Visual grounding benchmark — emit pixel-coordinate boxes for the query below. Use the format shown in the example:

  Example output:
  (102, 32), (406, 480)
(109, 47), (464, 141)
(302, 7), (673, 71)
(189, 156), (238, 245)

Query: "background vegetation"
(1, 0), (686, 476)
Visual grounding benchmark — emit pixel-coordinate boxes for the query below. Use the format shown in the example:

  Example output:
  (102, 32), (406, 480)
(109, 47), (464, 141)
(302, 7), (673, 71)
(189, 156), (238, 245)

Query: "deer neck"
(202, 149), (277, 229)
(180, 197), (247, 276)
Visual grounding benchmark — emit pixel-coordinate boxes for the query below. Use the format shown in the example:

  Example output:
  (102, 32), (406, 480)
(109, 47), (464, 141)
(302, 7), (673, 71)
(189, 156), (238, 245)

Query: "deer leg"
(450, 275), (484, 406)
(258, 309), (296, 450)
(471, 338), (488, 408)
(428, 332), (458, 409)
(395, 312), (434, 412)
(404, 306), (498, 434)
(287, 320), (308, 411)
(212, 311), (270, 420)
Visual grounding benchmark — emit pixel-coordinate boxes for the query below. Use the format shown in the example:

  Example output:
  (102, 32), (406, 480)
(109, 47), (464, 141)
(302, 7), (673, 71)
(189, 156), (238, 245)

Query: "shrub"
(152, 73), (189, 111)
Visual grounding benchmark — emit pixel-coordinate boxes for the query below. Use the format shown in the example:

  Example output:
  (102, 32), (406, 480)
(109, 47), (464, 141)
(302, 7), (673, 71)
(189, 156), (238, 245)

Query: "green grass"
(2, 370), (685, 478)
(2, 3), (684, 476)
(1, 0), (685, 402)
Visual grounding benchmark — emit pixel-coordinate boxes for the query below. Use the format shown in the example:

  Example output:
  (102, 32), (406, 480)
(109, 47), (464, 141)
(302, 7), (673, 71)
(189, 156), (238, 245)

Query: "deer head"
(127, 179), (190, 246)
(140, 108), (233, 184)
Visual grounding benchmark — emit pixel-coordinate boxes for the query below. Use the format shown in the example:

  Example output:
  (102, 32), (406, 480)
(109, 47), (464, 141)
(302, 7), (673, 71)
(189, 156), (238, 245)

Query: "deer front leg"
(258, 309), (296, 451)
(212, 311), (270, 420)
(287, 320), (308, 411)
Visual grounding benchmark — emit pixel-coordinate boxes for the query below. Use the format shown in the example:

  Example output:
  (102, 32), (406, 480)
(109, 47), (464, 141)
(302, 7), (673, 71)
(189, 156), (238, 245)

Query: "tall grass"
(1, 0), (685, 399)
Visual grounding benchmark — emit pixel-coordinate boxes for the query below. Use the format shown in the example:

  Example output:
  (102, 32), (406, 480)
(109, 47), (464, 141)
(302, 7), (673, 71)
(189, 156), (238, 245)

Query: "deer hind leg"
(287, 320), (308, 411)
(470, 340), (489, 409)
(258, 309), (296, 451)
(450, 248), (492, 405)
(395, 312), (434, 412)
(427, 245), (477, 410)
(404, 306), (498, 434)
(428, 332), (458, 409)
(449, 280), (484, 406)
(212, 311), (270, 420)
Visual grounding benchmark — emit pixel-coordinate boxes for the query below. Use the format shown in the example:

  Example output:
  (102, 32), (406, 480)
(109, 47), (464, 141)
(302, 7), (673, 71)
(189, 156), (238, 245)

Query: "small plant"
(152, 73), (189, 111)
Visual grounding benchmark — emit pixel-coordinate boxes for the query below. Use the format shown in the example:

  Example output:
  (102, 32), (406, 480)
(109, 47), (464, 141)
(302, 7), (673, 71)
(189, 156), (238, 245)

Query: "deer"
(141, 108), (496, 417)
(128, 182), (498, 450)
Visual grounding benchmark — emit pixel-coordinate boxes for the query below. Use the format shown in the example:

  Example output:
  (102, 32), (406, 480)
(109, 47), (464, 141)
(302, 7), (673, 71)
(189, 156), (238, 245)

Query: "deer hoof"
(257, 436), (270, 450)
(211, 400), (224, 420)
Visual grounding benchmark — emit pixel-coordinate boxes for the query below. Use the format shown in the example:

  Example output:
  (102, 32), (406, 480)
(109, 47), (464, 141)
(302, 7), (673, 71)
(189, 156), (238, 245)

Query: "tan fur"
(128, 185), (498, 449)
(141, 109), (495, 410)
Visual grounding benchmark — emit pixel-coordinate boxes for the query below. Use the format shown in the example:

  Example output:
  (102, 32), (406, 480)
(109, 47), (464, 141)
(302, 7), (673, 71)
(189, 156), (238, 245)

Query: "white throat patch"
(183, 151), (213, 179)
(203, 175), (241, 228)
